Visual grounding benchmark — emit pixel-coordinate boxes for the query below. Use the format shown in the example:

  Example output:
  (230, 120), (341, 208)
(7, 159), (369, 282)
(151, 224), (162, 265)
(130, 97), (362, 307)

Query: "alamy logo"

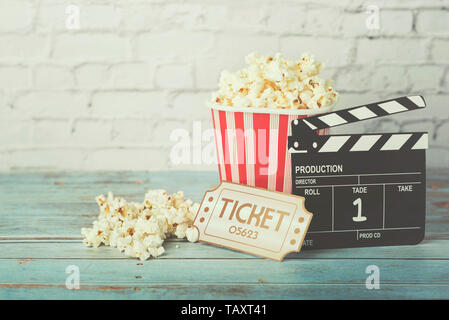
(65, 5), (80, 30)
(365, 265), (380, 289)
(365, 5), (380, 30)
(65, 265), (80, 289)
(169, 121), (278, 174)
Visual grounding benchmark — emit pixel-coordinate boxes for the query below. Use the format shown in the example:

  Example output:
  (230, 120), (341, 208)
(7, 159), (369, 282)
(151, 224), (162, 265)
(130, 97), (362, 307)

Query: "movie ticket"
(192, 182), (313, 261)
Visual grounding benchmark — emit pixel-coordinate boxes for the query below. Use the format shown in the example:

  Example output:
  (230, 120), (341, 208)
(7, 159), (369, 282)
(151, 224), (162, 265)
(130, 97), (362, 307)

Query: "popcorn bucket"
(210, 105), (332, 193)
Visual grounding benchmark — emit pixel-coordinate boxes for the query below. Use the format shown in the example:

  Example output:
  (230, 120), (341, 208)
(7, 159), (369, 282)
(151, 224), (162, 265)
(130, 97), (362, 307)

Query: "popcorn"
(186, 227), (199, 243)
(81, 189), (200, 260)
(211, 52), (338, 110)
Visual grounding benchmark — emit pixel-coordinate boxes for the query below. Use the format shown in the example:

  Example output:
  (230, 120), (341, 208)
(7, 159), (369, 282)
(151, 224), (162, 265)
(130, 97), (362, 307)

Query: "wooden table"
(1, 170), (448, 300)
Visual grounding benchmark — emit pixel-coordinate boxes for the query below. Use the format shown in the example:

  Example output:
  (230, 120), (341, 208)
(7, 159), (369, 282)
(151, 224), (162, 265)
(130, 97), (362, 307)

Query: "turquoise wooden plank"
(1, 170), (445, 204)
(1, 259), (448, 285)
(0, 171), (447, 239)
(1, 258), (448, 299)
(0, 240), (448, 260)
(1, 202), (446, 239)
(0, 171), (219, 203)
(1, 170), (445, 203)
(0, 171), (218, 238)
(0, 168), (442, 185)
(0, 170), (448, 300)
(2, 284), (449, 300)
(0, 171), (218, 186)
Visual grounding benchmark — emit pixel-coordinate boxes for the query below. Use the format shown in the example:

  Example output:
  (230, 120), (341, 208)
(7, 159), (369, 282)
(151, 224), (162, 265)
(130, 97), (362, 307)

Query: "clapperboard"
(288, 95), (428, 249)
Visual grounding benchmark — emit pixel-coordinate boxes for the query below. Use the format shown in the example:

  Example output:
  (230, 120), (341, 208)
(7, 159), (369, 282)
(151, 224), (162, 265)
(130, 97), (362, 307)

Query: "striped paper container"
(210, 105), (332, 194)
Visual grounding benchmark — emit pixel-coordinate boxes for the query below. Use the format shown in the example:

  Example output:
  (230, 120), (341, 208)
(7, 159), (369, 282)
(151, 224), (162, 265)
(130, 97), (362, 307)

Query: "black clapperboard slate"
(288, 95), (428, 249)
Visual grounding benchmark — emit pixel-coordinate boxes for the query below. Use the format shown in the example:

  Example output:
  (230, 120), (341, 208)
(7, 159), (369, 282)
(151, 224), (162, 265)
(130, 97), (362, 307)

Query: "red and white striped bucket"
(210, 105), (332, 194)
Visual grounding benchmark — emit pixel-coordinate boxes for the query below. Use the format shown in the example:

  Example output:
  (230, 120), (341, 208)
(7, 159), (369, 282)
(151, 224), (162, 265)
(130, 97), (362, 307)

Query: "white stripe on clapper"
(378, 100), (407, 114)
(318, 136), (351, 152)
(318, 113), (347, 127)
(302, 119), (317, 130)
(350, 135), (382, 152)
(407, 95), (425, 107)
(348, 106), (377, 120)
(380, 134), (412, 151)
(411, 134), (428, 150)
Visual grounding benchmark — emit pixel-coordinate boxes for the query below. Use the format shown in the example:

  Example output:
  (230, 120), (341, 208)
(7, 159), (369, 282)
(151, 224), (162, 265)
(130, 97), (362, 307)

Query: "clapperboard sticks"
(289, 95), (428, 153)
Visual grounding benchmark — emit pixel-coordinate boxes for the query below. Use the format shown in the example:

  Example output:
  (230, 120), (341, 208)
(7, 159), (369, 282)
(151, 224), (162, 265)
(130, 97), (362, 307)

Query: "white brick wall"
(0, 0), (448, 171)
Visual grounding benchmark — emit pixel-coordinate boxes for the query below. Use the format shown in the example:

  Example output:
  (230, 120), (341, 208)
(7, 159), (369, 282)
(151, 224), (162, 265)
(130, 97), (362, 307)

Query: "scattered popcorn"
(81, 189), (200, 260)
(186, 227), (199, 243)
(211, 52), (338, 110)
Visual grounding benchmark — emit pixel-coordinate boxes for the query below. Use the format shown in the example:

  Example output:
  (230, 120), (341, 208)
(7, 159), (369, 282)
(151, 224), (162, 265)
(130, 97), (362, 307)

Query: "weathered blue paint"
(0, 170), (448, 299)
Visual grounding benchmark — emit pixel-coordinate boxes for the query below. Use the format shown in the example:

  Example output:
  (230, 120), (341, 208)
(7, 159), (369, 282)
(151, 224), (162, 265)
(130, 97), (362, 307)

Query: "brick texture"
(0, 0), (448, 171)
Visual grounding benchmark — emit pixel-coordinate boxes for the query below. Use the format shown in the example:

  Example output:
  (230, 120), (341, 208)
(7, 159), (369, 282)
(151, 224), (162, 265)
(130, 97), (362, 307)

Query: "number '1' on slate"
(288, 95), (428, 250)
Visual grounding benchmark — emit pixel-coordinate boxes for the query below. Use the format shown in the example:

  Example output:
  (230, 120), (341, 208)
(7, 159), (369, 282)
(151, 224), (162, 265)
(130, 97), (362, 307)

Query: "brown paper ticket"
(192, 182), (313, 261)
